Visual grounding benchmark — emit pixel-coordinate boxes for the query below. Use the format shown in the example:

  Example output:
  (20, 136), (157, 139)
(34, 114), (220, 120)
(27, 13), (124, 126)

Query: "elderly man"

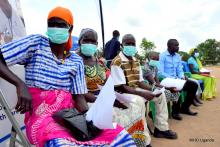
(111, 34), (178, 147)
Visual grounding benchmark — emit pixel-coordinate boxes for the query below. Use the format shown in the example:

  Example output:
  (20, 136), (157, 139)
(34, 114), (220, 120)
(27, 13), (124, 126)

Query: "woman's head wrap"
(48, 7), (73, 51)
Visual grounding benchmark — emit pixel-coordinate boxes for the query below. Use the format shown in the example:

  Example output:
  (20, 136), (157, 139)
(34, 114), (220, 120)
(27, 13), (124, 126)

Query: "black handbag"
(53, 108), (102, 141)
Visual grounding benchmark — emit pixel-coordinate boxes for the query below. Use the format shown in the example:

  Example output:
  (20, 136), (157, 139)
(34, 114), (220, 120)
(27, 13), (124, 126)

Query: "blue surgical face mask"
(81, 44), (97, 56)
(149, 60), (160, 68)
(194, 52), (199, 57)
(46, 27), (69, 44)
(123, 46), (137, 57)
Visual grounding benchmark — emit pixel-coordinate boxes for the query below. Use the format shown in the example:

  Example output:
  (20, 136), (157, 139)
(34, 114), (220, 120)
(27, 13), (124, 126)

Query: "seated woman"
(0, 7), (135, 147)
(188, 48), (217, 100)
(77, 28), (149, 146)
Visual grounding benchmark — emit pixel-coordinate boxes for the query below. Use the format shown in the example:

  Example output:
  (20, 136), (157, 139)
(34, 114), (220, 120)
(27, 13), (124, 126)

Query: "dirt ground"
(150, 66), (220, 147)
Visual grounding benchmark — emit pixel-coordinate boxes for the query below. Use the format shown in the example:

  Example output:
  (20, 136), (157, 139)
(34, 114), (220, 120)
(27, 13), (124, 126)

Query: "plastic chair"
(149, 75), (181, 122)
(181, 61), (204, 91)
(0, 65), (31, 147)
(181, 61), (191, 72)
(149, 100), (172, 123)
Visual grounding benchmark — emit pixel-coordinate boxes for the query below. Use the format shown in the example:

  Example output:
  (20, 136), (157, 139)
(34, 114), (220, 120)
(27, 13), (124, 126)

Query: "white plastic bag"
(86, 76), (116, 129)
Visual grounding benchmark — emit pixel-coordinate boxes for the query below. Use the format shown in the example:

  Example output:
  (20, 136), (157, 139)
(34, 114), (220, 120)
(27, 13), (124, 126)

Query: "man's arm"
(115, 41), (121, 54)
(189, 64), (199, 74)
(115, 85), (155, 101)
(137, 81), (152, 90)
(111, 63), (154, 101)
(154, 68), (161, 84)
(138, 66), (152, 90)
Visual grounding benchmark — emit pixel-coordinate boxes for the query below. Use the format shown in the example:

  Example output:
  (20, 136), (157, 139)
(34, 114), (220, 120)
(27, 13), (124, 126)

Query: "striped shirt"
(0, 34), (87, 94)
(111, 52), (144, 87)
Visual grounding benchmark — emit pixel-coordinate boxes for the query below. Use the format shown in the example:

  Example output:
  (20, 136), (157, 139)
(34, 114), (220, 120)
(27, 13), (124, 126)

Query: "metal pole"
(99, 0), (105, 50)
(0, 90), (31, 147)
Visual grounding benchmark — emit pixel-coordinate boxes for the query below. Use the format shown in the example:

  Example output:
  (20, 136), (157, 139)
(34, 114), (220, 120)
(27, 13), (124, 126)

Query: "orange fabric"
(127, 120), (145, 134)
(48, 7), (73, 51)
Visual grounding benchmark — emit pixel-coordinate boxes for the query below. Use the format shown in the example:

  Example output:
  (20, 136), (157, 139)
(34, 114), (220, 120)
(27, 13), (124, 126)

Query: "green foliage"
(197, 39), (220, 65)
(137, 38), (156, 62)
(135, 38), (220, 66)
(135, 53), (146, 65)
(178, 51), (190, 61)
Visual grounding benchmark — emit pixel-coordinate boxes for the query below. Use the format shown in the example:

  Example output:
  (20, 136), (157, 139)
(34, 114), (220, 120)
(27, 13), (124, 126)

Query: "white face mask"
(194, 52), (199, 57)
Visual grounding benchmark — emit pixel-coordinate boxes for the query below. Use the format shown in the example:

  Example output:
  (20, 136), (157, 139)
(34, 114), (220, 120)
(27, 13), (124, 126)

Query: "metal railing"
(0, 89), (31, 147)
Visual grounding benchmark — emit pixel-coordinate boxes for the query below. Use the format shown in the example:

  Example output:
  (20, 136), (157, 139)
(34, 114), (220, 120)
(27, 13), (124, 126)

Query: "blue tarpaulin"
(71, 36), (79, 51)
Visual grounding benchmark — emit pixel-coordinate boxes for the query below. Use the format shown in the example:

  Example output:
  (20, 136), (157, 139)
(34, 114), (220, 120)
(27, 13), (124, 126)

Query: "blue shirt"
(159, 50), (184, 79)
(187, 57), (199, 72)
(0, 34), (88, 94)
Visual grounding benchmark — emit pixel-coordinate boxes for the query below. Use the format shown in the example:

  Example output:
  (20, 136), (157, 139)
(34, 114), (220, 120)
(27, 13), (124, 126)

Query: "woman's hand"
(15, 82), (32, 114)
(73, 94), (89, 113)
